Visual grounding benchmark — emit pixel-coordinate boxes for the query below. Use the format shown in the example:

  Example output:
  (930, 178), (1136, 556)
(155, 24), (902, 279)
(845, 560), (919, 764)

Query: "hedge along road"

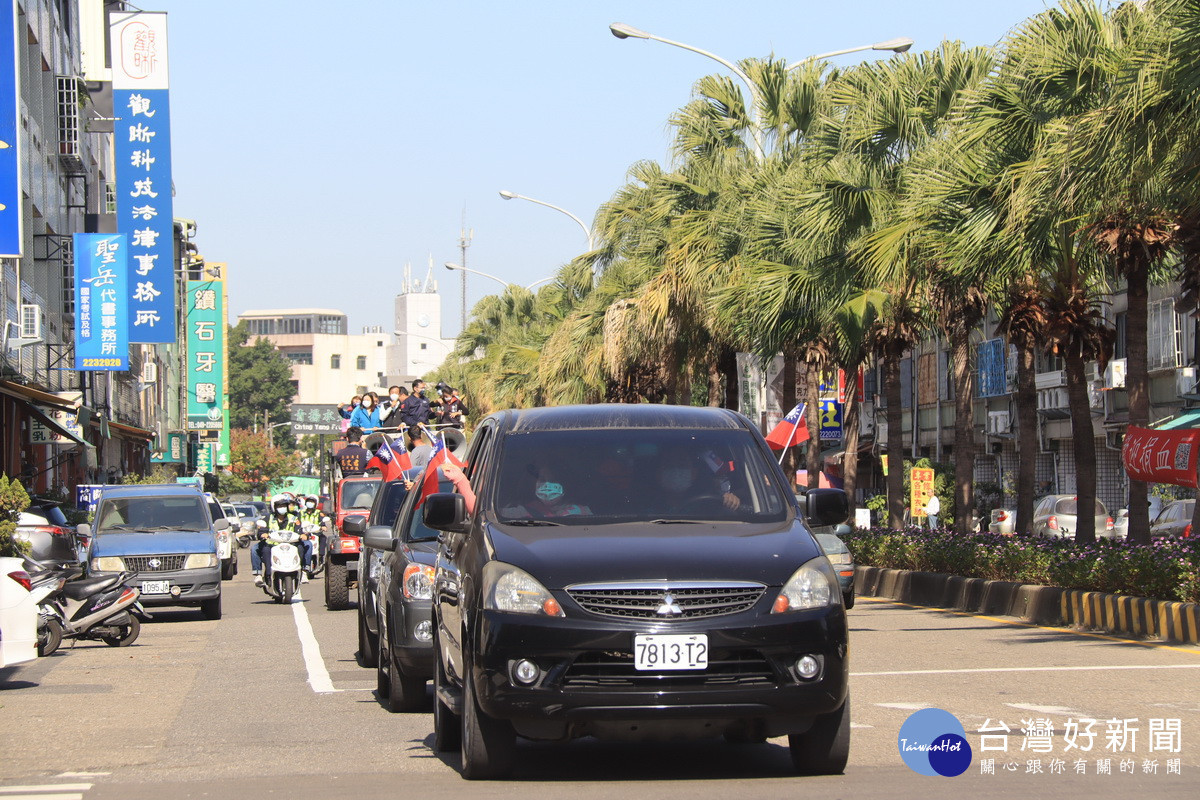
(1, 569), (1198, 800)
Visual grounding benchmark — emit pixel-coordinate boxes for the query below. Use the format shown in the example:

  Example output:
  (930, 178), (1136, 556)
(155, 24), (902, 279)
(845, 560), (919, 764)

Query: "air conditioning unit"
(141, 361), (158, 384)
(1179, 366), (1199, 398)
(1104, 358), (1127, 389)
(987, 410), (1010, 435)
(19, 305), (42, 341)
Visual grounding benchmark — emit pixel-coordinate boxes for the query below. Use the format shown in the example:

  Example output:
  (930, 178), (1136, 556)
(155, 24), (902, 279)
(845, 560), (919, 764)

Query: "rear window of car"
(1054, 498), (1106, 516)
(340, 480), (380, 510)
(494, 428), (787, 524)
(96, 496), (210, 533)
(30, 504), (69, 526)
(235, 504), (256, 517)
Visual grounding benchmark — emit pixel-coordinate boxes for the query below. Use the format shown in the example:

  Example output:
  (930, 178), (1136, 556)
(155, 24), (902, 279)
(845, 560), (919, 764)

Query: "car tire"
(378, 610), (425, 713)
(221, 556), (235, 581)
(201, 594), (222, 620)
(432, 634), (461, 753)
(460, 662), (516, 779)
(102, 616), (141, 647)
(358, 605), (378, 668)
(325, 560), (350, 610)
(788, 692), (850, 775)
(232, 551), (239, 577)
(843, 587), (855, 610)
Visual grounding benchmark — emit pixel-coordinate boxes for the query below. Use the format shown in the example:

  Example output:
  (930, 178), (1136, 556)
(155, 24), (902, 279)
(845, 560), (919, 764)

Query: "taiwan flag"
(366, 437), (412, 482)
(765, 403), (810, 451)
(417, 431), (465, 507)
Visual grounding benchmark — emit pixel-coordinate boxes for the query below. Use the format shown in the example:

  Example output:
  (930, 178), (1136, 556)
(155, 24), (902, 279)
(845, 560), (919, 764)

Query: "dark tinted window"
(405, 478), (454, 542)
(493, 429), (787, 524)
(375, 482), (411, 527)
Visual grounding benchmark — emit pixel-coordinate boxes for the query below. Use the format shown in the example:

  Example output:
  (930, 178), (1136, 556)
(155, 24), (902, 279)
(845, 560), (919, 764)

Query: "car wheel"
(201, 594), (223, 620)
(788, 692), (850, 775)
(432, 633), (461, 753)
(843, 587), (855, 610)
(460, 661), (516, 779)
(376, 611), (392, 700)
(380, 612), (426, 713)
(102, 616), (141, 647)
(231, 551), (239, 576)
(221, 556), (234, 581)
(358, 605), (378, 668)
(325, 560), (350, 610)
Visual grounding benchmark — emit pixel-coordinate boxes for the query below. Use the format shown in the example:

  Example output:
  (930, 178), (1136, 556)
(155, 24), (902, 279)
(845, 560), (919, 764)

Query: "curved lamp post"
(444, 262), (553, 293)
(787, 37), (913, 69)
(498, 190), (596, 253)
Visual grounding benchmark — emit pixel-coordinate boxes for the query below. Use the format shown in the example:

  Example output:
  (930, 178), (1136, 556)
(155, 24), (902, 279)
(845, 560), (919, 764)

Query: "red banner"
(1122, 426), (1200, 488)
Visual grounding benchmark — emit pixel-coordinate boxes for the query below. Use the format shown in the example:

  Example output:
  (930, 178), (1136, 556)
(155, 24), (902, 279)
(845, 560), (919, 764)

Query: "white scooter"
(301, 521), (325, 578)
(261, 530), (303, 604)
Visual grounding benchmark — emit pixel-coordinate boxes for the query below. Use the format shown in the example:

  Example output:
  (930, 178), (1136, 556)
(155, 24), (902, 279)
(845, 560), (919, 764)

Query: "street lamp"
(498, 190), (596, 253)
(443, 262), (553, 293)
(786, 37), (913, 69)
(609, 22), (766, 161)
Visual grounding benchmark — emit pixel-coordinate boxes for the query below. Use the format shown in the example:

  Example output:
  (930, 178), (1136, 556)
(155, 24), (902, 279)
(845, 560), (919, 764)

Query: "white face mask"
(390, 393), (400, 401)
(362, 399), (373, 408)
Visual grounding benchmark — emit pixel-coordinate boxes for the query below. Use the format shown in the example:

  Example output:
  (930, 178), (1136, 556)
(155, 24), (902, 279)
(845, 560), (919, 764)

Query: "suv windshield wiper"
(649, 519), (700, 524)
(500, 519), (564, 527)
(133, 525), (177, 532)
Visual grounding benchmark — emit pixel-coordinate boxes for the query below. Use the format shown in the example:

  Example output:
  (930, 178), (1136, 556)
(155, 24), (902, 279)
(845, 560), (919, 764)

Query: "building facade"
(388, 263), (453, 386)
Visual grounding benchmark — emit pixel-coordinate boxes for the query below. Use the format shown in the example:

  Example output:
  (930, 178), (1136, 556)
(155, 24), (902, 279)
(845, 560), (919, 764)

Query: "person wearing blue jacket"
(349, 393), (380, 432)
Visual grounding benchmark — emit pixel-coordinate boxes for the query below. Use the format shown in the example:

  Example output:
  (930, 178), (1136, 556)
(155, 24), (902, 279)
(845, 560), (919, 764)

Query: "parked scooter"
(35, 569), (146, 654)
(261, 530), (303, 604)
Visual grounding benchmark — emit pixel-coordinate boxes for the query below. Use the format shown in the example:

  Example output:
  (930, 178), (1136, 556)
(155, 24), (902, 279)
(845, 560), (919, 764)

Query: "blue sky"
(154, 0), (1055, 337)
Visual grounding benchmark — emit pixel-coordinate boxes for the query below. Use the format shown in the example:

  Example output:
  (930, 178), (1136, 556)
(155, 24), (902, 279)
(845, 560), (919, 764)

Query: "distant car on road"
(15, 500), (83, 568)
(83, 484), (226, 619)
(1150, 499), (1195, 539)
(813, 531), (856, 609)
(1031, 495), (1115, 539)
(988, 507), (1017, 536)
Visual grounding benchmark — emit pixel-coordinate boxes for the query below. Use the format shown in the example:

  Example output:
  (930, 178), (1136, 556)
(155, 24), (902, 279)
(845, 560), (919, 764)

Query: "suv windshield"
(494, 429), (788, 524)
(96, 496), (211, 533)
(341, 480), (379, 510)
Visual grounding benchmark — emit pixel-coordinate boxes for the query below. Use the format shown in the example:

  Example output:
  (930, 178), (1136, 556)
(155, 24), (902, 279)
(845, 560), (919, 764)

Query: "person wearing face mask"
(337, 395), (361, 420)
(656, 453), (742, 513)
(502, 467), (591, 519)
(400, 379), (432, 429)
(349, 391), (381, 432)
(380, 385), (409, 429)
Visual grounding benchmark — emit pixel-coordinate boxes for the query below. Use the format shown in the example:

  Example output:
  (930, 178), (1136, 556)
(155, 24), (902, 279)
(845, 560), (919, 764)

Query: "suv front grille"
(566, 581), (766, 620)
(562, 649), (775, 689)
(125, 555), (187, 572)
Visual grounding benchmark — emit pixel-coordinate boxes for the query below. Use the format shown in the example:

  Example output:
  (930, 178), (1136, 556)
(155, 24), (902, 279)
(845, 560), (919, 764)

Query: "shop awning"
(0, 379), (76, 411)
(1156, 408), (1200, 431)
(109, 420), (154, 440)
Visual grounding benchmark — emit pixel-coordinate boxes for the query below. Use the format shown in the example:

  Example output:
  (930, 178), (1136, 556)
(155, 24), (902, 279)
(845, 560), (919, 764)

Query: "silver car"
(1150, 499), (1195, 539)
(1031, 495), (1115, 539)
(988, 507), (1017, 536)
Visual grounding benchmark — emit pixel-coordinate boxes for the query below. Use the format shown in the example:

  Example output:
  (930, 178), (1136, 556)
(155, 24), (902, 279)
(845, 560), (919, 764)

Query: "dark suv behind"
(425, 405), (850, 779)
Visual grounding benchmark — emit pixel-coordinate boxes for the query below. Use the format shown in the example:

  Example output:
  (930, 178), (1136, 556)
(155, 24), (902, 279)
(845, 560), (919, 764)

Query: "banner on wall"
(186, 280), (225, 431)
(0, 0), (20, 257)
(74, 234), (130, 371)
(1122, 425), (1200, 489)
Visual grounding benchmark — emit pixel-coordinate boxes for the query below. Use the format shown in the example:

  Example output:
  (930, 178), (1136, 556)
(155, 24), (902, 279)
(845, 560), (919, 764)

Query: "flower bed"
(841, 527), (1200, 605)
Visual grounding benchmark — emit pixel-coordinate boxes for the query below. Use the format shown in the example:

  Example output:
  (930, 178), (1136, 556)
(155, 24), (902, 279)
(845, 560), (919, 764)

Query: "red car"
(324, 475), (381, 610)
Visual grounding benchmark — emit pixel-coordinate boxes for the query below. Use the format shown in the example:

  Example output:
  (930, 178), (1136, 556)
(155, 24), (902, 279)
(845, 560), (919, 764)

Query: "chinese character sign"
(911, 467), (936, 520)
(1122, 426), (1200, 489)
(110, 11), (174, 343)
(186, 280), (224, 430)
(0, 0), (21, 257)
(73, 234), (130, 371)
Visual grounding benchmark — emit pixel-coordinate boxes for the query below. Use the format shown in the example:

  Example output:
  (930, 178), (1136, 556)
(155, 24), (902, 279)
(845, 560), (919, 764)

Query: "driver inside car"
(501, 466), (591, 519)
(656, 453), (742, 513)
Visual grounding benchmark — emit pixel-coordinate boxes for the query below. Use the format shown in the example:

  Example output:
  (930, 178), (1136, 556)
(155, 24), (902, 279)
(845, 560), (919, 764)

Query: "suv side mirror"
(76, 522), (92, 537)
(424, 493), (468, 534)
(343, 515), (367, 535)
(213, 518), (230, 531)
(805, 488), (850, 527)
(363, 525), (397, 552)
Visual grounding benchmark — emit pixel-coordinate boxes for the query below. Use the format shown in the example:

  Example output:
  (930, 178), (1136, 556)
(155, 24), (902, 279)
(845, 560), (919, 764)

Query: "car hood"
(484, 520), (819, 589)
(93, 530), (216, 556)
(402, 540), (438, 565)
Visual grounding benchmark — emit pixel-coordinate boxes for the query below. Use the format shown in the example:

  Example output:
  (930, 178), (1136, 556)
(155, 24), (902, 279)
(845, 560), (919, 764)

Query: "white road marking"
(52, 774), (107, 779)
(291, 589), (340, 694)
(0, 788), (90, 794)
(1005, 703), (1086, 716)
(854, 664), (1200, 677)
(850, 722), (874, 728)
(0, 795), (84, 800)
(874, 702), (930, 710)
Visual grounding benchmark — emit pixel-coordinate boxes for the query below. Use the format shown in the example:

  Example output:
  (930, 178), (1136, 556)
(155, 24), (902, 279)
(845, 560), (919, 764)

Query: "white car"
(0, 556), (38, 667)
(204, 494), (237, 581)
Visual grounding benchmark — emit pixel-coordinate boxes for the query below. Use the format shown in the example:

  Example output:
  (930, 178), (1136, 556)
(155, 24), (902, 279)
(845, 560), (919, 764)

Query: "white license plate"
(634, 633), (708, 671)
(141, 580), (171, 595)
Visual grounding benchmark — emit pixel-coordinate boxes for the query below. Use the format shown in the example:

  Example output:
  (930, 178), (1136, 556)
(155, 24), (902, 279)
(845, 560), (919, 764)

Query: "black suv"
(424, 405), (850, 779)
(363, 467), (455, 711)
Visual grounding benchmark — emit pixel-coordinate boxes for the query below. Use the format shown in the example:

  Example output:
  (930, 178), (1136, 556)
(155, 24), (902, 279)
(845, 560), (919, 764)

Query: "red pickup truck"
(324, 475), (381, 610)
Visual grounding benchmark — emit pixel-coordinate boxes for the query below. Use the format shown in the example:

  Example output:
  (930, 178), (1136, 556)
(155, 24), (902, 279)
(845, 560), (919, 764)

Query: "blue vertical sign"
(0, 0), (21, 257)
(110, 12), (174, 343)
(74, 233), (130, 371)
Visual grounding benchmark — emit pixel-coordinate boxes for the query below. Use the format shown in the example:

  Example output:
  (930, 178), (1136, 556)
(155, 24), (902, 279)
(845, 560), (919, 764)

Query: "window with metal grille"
(331, 354), (341, 369)
(61, 236), (74, 315)
(104, 182), (116, 214)
(1147, 299), (1182, 370)
(56, 76), (80, 158)
(356, 355), (366, 370)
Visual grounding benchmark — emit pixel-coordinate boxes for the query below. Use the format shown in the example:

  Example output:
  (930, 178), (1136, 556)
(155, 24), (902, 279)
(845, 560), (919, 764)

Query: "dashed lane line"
(290, 589), (340, 694)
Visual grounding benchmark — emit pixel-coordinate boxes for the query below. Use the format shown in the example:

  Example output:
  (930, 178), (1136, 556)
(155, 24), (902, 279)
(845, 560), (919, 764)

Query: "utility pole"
(458, 207), (472, 332)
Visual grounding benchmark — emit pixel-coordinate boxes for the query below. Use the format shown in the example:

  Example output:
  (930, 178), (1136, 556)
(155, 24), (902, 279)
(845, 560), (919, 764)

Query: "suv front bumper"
(96, 567), (221, 606)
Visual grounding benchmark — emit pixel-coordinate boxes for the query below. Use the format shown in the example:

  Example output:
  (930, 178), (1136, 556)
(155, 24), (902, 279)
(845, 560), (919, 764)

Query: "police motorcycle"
(297, 494), (327, 579)
(256, 495), (306, 604)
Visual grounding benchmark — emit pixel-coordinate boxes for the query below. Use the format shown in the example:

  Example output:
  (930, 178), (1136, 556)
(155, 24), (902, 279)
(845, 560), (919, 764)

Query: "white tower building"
(387, 260), (454, 386)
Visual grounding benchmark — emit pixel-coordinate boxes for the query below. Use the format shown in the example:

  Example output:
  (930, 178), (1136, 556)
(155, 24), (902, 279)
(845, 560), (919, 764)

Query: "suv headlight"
(482, 561), (564, 617)
(91, 556), (126, 572)
(771, 557), (838, 613)
(184, 553), (219, 569)
(402, 564), (436, 600)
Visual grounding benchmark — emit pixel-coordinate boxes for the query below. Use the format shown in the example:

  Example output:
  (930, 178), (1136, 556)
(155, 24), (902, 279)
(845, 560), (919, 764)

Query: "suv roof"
(98, 484), (204, 498)
(504, 404), (746, 433)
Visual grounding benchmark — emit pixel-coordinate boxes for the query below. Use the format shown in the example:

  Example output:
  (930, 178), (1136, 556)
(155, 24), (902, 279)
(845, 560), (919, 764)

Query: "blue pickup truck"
(81, 483), (227, 620)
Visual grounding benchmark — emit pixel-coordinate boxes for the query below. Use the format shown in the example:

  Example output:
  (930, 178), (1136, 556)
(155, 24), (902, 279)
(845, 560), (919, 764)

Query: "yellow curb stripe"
(858, 595), (1200, 657)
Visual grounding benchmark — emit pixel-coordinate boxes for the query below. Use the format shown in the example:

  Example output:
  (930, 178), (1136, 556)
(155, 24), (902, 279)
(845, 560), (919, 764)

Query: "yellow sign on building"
(910, 467), (936, 520)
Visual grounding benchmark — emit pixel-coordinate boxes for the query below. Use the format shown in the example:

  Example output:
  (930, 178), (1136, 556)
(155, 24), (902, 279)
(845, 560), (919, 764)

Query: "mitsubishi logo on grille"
(148, 558), (161, 569)
(656, 592), (683, 616)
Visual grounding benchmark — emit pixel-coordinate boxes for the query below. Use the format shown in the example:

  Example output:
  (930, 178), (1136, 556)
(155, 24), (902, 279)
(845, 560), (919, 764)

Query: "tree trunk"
(706, 347), (722, 407)
(842, 367), (862, 521)
(1014, 341), (1038, 535)
(805, 360), (821, 489)
(884, 342), (906, 529)
(1065, 348), (1098, 545)
(952, 326), (976, 533)
(720, 346), (739, 412)
(1124, 261), (1151, 544)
